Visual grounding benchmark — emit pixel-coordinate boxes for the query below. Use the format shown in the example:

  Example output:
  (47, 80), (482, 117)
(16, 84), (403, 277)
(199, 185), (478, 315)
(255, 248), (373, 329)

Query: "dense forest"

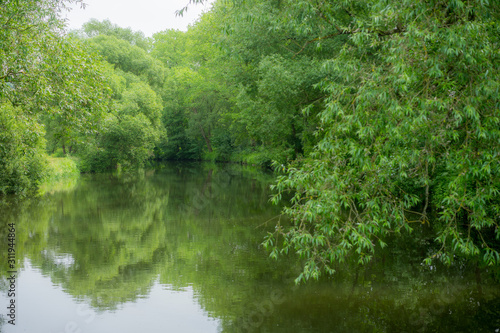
(1, 0), (499, 281)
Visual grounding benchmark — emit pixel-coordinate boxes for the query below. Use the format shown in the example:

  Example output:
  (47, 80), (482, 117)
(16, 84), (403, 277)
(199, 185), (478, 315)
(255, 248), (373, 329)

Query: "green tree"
(73, 23), (166, 171)
(1, 1), (109, 119)
(151, 29), (188, 68)
(85, 34), (165, 90)
(39, 37), (110, 155)
(0, 0), (110, 194)
(0, 0), (76, 101)
(265, 0), (500, 282)
(81, 78), (163, 171)
(197, 0), (333, 165)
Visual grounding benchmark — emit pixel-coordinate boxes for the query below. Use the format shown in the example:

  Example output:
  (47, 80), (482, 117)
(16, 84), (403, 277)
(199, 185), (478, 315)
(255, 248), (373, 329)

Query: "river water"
(1, 162), (499, 332)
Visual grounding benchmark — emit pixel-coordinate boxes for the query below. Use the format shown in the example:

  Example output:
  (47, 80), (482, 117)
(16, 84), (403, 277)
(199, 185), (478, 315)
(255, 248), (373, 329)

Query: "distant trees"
(151, 15), (236, 161)
(77, 34), (164, 172)
(152, 0), (328, 165)
(79, 18), (151, 51)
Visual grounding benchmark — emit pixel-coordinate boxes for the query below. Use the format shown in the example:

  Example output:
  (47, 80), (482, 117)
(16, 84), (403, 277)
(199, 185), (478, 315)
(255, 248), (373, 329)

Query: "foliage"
(2, 0), (499, 282)
(150, 29), (188, 68)
(1, 1), (109, 132)
(43, 156), (79, 181)
(153, 17), (236, 161)
(85, 34), (165, 90)
(0, 0), (111, 194)
(39, 37), (111, 155)
(264, 0), (500, 282)
(205, 0), (331, 164)
(102, 113), (159, 170)
(0, 0), (77, 103)
(0, 102), (47, 196)
(79, 18), (151, 51)
(38, 156), (79, 195)
(156, 106), (201, 160)
(74, 24), (165, 171)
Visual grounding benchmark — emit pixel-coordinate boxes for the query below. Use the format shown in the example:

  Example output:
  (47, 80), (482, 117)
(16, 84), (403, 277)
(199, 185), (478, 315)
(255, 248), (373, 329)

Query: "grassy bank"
(38, 156), (80, 194)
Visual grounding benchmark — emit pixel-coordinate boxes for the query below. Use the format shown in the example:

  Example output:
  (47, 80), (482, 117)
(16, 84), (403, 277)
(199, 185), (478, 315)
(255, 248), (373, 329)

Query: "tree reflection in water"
(1, 162), (499, 332)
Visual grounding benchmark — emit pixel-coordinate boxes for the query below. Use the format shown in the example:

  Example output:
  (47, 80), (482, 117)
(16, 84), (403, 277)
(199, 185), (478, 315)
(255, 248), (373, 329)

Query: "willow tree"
(265, 0), (500, 281)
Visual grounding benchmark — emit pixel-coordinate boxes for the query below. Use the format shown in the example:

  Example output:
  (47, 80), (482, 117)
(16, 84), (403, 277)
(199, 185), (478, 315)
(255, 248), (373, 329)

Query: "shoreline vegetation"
(1, 0), (499, 281)
(38, 154), (272, 196)
(38, 156), (80, 195)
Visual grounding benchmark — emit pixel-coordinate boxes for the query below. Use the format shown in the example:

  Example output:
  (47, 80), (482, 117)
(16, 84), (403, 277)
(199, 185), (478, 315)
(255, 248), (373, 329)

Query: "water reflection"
(1, 162), (499, 332)
(7, 261), (219, 333)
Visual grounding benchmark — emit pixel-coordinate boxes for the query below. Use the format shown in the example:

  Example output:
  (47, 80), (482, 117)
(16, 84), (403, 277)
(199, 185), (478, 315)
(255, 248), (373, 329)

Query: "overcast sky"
(64, 0), (215, 36)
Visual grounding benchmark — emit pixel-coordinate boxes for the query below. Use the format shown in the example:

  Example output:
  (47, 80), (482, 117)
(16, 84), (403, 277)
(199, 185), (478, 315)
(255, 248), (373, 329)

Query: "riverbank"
(200, 147), (291, 169)
(38, 156), (80, 195)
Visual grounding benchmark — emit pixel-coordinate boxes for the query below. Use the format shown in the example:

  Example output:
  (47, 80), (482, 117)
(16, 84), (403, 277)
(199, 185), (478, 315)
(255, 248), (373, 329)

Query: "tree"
(151, 29), (188, 68)
(200, 0), (333, 164)
(71, 23), (167, 171)
(80, 74), (163, 171)
(152, 14), (237, 161)
(157, 67), (201, 160)
(39, 37), (110, 155)
(85, 34), (165, 90)
(264, 0), (500, 282)
(1, 0), (76, 100)
(98, 113), (159, 170)
(0, 0), (110, 194)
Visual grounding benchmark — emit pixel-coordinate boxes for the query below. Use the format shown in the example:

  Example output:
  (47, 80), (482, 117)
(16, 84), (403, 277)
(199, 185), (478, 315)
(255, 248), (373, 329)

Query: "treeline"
(1, 0), (327, 195)
(71, 7), (327, 169)
(1, 0), (499, 278)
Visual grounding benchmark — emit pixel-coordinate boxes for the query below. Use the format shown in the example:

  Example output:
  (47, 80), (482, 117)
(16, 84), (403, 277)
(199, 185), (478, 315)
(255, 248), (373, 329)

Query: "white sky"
(64, 0), (215, 36)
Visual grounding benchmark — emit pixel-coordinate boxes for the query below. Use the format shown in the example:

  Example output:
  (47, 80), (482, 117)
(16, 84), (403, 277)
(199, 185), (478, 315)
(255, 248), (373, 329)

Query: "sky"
(64, 0), (215, 36)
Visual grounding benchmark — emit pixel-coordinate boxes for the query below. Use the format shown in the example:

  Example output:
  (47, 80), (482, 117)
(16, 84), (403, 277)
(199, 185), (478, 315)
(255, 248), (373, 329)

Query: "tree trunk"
(192, 107), (213, 152)
(199, 124), (212, 152)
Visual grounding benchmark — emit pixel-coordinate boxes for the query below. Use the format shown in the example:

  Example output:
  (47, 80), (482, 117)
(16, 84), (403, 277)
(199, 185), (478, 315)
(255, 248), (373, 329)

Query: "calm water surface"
(1, 162), (499, 332)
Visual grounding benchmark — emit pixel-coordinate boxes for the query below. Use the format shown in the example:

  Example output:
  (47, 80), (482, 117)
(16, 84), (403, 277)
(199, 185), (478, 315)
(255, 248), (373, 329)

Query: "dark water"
(1, 162), (499, 333)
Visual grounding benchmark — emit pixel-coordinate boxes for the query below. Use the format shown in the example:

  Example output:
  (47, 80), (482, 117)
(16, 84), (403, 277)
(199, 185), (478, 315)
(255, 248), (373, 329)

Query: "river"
(1, 162), (499, 332)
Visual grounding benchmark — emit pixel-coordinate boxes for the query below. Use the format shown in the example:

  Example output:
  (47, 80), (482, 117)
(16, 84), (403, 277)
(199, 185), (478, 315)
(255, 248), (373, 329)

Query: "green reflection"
(1, 162), (499, 332)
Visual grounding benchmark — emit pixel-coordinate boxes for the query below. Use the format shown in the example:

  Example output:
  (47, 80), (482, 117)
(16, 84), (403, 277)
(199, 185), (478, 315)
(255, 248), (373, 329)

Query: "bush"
(79, 113), (159, 172)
